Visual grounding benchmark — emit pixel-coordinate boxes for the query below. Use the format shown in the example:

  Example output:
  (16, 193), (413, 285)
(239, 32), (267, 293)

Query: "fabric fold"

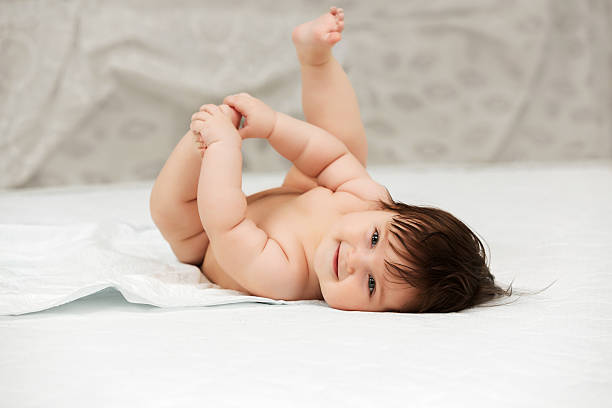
(0, 222), (288, 315)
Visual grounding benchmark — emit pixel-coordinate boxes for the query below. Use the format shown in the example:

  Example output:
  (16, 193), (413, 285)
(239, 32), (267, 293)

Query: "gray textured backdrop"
(1, 0), (611, 188)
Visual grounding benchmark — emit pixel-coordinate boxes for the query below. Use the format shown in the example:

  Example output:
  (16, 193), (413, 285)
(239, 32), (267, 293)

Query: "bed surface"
(1, 163), (611, 407)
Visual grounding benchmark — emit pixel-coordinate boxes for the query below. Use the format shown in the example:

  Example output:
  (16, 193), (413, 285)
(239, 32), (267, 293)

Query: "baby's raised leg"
(150, 105), (240, 265)
(292, 7), (366, 165)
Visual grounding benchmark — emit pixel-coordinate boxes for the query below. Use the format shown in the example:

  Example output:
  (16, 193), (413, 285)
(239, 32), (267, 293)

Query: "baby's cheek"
(322, 284), (359, 311)
(319, 283), (339, 308)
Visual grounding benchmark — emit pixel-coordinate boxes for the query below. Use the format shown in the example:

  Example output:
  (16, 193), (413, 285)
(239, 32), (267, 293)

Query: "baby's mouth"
(333, 243), (340, 279)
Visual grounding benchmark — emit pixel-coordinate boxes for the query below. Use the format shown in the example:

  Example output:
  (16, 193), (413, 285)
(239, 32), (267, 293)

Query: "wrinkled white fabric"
(0, 222), (287, 315)
(1, 165), (611, 407)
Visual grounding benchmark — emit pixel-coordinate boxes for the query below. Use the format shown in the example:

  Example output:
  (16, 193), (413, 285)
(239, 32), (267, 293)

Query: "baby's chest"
(246, 189), (333, 252)
(201, 187), (368, 294)
(201, 192), (319, 292)
(246, 187), (365, 256)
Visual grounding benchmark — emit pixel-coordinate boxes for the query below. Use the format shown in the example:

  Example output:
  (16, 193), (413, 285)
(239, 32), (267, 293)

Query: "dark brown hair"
(379, 199), (512, 313)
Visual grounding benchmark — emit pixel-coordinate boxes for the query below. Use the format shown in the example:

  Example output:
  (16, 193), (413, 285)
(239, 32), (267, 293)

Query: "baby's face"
(313, 210), (419, 312)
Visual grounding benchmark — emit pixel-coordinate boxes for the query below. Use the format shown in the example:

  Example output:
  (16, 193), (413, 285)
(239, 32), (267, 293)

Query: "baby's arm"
(224, 93), (386, 201)
(191, 105), (305, 299)
(272, 112), (368, 192)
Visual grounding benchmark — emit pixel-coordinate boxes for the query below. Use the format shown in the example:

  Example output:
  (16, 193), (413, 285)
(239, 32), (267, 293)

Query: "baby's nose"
(346, 249), (369, 275)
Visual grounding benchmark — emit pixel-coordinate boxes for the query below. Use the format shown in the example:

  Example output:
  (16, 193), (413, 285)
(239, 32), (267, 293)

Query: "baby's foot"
(292, 7), (344, 66)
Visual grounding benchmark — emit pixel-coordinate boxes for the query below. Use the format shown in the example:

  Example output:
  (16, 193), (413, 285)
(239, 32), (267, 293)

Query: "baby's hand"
(190, 104), (241, 155)
(223, 93), (277, 140)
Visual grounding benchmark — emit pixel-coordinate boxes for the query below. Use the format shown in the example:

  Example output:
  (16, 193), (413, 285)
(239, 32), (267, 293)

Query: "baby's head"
(314, 197), (510, 313)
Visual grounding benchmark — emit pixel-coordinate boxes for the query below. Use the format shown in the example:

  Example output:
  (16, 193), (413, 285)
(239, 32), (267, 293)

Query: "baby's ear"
(219, 104), (242, 129)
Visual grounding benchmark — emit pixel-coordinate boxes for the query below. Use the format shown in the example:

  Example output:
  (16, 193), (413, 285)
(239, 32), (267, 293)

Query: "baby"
(150, 7), (509, 312)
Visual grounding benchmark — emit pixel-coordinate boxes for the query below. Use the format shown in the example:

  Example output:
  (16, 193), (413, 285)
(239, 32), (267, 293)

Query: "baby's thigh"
(163, 199), (209, 265)
(168, 229), (209, 266)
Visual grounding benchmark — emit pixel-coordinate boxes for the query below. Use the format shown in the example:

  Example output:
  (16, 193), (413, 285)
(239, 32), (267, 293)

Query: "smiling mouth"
(333, 243), (340, 279)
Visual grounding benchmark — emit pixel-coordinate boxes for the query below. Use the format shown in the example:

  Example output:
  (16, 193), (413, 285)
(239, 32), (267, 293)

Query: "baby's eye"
(371, 229), (379, 248)
(368, 274), (376, 296)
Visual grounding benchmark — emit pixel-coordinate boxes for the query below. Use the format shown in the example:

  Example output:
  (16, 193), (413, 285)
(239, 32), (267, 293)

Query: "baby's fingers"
(199, 103), (222, 116)
(191, 111), (212, 122)
(190, 119), (206, 134)
(223, 93), (254, 116)
(219, 104), (242, 128)
(199, 103), (217, 112)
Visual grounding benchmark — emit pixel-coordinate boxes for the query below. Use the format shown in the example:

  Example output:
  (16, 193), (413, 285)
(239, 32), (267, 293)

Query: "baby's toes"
(325, 31), (341, 45)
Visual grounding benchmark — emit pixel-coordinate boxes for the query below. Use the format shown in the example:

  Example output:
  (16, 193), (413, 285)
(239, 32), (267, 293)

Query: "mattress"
(1, 163), (611, 407)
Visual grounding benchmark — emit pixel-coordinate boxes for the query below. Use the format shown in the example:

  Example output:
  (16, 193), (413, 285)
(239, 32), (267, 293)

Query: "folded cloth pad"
(0, 222), (291, 315)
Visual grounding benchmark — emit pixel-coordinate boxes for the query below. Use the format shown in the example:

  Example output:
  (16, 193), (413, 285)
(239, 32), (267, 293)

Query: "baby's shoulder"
(333, 178), (390, 206)
(328, 190), (383, 215)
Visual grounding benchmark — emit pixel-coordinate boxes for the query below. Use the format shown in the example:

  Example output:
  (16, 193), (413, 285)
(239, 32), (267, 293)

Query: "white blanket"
(2, 162), (611, 318)
(0, 222), (289, 315)
(1, 164), (612, 407)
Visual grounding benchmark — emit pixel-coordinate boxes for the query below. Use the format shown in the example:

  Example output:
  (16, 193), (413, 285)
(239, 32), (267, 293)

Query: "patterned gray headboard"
(1, 0), (611, 188)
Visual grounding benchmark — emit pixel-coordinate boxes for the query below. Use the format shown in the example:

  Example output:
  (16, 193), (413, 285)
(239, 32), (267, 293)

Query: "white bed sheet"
(1, 163), (611, 407)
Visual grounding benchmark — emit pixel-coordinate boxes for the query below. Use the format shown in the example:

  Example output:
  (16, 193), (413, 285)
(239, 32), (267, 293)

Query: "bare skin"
(292, 6), (344, 66)
(285, 7), (367, 189)
(150, 8), (418, 312)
